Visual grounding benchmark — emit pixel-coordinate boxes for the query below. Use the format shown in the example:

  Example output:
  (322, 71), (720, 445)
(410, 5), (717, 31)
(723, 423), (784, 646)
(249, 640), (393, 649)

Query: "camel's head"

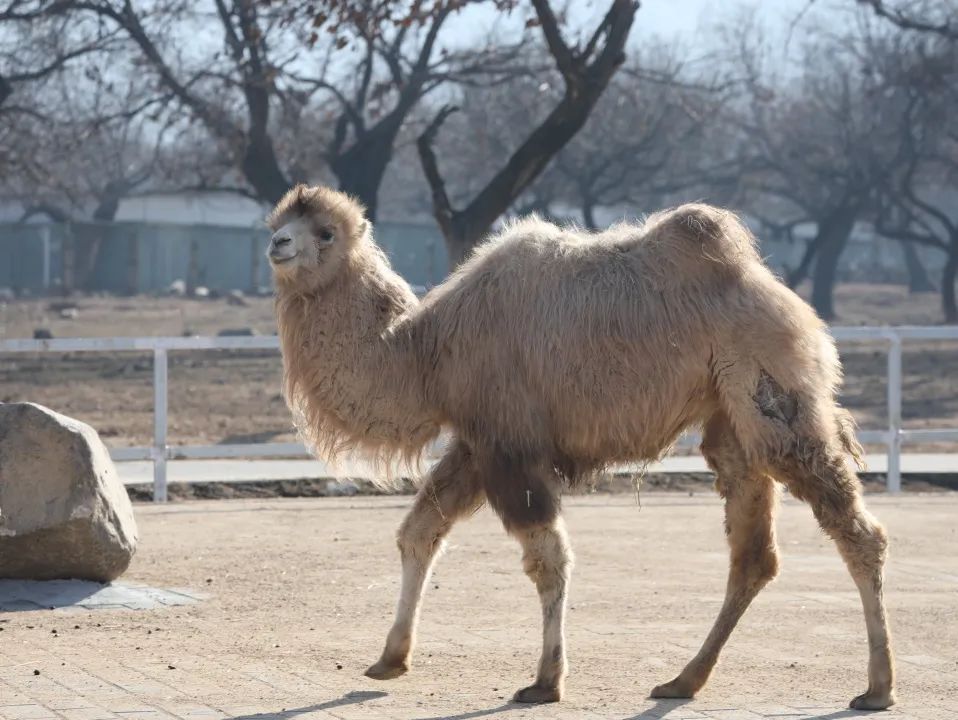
(266, 184), (368, 286)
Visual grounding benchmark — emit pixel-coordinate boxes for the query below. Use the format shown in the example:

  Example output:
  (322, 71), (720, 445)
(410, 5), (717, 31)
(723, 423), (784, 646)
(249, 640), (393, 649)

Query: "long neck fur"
(274, 239), (440, 469)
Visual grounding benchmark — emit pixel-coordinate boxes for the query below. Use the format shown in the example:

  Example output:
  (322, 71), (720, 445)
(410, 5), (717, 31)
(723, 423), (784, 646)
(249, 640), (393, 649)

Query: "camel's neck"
(274, 247), (440, 464)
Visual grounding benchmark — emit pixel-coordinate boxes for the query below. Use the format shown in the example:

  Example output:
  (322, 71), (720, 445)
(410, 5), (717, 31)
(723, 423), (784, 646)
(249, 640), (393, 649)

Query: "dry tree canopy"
(264, 0), (519, 45)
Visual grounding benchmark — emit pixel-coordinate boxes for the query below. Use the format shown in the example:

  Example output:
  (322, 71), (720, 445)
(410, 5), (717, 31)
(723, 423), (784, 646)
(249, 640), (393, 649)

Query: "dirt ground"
(1, 283), (957, 453)
(1, 494), (956, 719)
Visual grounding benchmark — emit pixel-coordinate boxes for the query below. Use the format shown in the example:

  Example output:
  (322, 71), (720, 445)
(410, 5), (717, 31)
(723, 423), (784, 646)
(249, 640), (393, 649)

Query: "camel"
(266, 184), (895, 711)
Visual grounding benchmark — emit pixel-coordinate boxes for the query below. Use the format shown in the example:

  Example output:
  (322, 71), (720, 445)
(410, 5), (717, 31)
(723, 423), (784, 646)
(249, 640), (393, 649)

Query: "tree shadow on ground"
(226, 691), (388, 719)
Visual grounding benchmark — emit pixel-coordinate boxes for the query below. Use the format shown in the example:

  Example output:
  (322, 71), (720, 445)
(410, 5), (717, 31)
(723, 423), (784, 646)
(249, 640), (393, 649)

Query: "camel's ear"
(293, 184), (312, 214)
(357, 219), (369, 238)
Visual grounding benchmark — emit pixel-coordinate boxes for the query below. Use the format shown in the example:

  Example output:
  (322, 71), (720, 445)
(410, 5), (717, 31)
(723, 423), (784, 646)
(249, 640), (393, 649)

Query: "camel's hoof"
(849, 689), (896, 711)
(364, 658), (409, 680)
(650, 678), (695, 699)
(512, 684), (562, 703)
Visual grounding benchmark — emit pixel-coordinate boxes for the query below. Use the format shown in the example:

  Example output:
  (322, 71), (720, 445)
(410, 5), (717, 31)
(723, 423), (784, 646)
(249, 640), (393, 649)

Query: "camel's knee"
(396, 462), (483, 560)
(519, 521), (574, 590)
(733, 538), (779, 588)
(723, 478), (780, 589)
(727, 510), (779, 589)
(396, 502), (447, 561)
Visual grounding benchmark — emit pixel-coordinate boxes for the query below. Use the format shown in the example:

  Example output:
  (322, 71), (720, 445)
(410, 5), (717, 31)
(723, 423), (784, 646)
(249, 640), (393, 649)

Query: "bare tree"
(436, 42), (744, 233)
(1, 11), (176, 291)
(39, 0), (520, 219)
(732, 19), (915, 319)
(0, 2), (118, 179)
(417, 0), (638, 265)
(555, 53), (739, 229)
(873, 31), (958, 320)
(291, 3), (524, 219)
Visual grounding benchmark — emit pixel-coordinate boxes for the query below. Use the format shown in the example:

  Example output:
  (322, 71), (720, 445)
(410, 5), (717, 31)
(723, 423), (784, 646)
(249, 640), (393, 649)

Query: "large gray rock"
(0, 403), (138, 582)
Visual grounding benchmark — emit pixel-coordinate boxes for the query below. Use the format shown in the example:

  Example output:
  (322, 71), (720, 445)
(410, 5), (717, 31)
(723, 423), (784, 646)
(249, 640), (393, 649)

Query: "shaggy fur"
(267, 185), (894, 711)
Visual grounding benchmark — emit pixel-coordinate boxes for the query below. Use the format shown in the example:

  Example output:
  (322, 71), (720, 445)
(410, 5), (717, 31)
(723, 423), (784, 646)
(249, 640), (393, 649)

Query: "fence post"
(886, 333), (902, 493)
(153, 348), (169, 502)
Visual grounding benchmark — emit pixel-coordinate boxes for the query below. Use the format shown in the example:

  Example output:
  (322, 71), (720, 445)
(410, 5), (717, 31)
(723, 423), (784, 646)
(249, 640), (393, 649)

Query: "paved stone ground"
(1, 493), (956, 720)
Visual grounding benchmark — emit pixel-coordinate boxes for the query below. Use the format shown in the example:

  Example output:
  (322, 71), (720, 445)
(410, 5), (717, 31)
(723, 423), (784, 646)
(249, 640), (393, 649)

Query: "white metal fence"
(2, 326), (957, 501)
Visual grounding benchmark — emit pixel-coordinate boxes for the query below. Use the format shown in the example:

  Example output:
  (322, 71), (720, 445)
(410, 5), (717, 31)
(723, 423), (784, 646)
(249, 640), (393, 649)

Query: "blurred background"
(1, 0), (956, 456)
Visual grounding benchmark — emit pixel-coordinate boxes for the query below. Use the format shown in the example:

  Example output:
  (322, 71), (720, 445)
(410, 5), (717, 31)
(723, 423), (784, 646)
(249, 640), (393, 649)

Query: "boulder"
(0, 403), (138, 582)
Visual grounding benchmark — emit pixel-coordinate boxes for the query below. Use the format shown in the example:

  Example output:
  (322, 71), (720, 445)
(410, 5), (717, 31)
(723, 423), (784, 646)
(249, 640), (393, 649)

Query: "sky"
(448, 0), (857, 61)
(633, 0), (815, 40)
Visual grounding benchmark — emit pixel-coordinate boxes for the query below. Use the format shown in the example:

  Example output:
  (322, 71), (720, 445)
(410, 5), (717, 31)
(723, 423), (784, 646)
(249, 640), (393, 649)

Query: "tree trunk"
(582, 201), (598, 231)
(241, 136), (291, 205)
(331, 119), (405, 222)
(901, 240), (935, 293)
(333, 156), (386, 221)
(786, 234), (823, 288)
(186, 238), (200, 296)
(60, 225), (76, 295)
(125, 234), (140, 296)
(75, 187), (126, 292)
(445, 235), (475, 269)
(811, 205), (859, 320)
(0, 73), (11, 107)
(943, 247), (958, 324)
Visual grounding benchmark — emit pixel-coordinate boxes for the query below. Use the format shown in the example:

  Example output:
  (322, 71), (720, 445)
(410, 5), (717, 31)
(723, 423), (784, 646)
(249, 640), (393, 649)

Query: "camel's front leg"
(481, 452), (573, 704)
(365, 441), (483, 680)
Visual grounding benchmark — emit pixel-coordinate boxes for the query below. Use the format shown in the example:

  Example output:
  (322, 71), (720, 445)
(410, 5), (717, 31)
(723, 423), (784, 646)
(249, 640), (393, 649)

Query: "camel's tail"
(836, 405), (866, 470)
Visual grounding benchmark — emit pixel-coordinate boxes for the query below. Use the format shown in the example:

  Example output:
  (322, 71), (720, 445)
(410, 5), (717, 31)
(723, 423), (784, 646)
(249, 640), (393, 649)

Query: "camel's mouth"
(270, 252), (299, 266)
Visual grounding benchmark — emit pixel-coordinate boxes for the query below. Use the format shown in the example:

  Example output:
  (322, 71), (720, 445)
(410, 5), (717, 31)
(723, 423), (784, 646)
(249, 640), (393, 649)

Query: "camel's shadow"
(618, 700), (881, 720)
(226, 690), (387, 720)
(414, 697), (689, 720)
(222, 692), (879, 720)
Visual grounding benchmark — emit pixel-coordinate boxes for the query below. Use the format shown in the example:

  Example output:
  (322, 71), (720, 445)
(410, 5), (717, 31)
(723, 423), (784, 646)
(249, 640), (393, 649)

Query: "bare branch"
(416, 104), (460, 238)
(858, 0), (957, 40)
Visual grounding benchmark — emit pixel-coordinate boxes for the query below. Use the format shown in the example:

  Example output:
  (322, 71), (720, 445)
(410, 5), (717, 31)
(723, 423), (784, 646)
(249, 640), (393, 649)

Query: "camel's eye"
(318, 228), (334, 245)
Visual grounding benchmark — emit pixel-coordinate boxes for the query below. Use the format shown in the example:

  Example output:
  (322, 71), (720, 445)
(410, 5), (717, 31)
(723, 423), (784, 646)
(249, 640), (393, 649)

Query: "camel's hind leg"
(652, 412), (780, 699)
(772, 444), (895, 710)
(365, 440), (484, 680)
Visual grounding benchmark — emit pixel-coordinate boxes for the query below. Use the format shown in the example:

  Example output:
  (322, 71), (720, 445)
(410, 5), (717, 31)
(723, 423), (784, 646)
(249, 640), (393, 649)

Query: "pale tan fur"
(269, 185), (441, 473)
(267, 186), (893, 711)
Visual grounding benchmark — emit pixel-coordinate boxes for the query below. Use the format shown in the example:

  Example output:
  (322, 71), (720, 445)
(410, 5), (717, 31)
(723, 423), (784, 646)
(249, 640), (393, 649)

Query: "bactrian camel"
(266, 184), (895, 710)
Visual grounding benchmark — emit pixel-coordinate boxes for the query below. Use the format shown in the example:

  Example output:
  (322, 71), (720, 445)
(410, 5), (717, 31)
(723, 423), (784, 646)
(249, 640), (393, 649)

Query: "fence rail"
(3, 326), (958, 501)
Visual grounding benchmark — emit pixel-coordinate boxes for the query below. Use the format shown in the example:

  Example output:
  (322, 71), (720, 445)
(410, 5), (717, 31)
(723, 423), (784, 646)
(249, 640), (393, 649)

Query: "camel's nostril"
(273, 235), (292, 247)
